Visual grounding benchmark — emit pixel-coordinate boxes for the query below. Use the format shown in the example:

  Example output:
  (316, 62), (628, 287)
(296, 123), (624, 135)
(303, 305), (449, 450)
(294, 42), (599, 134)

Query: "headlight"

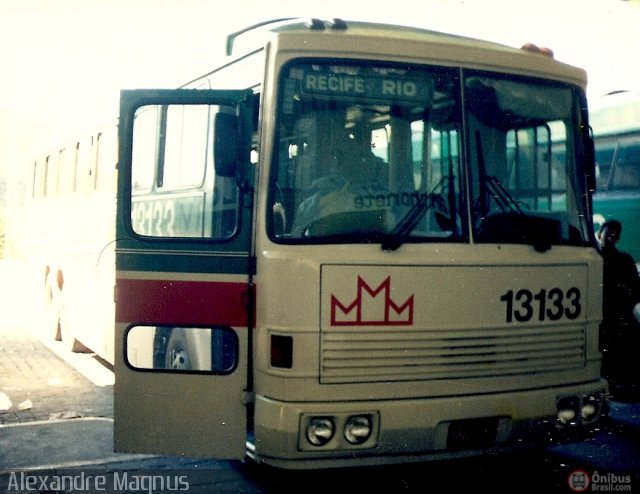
(581, 403), (596, 421)
(557, 397), (579, 426)
(344, 415), (372, 445)
(581, 393), (604, 423)
(556, 393), (605, 427)
(306, 417), (335, 446)
(557, 409), (577, 425)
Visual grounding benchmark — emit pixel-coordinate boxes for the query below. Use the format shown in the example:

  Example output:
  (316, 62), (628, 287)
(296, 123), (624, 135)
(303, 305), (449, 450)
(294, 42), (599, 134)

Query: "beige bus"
(114, 18), (607, 469)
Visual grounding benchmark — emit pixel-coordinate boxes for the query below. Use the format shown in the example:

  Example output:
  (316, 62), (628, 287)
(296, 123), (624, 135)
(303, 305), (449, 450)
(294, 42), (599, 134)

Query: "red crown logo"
(331, 276), (414, 326)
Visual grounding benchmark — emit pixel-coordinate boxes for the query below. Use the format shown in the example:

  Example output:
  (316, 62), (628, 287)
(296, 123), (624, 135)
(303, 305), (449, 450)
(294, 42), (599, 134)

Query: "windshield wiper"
(475, 131), (523, 217)
(485, 174), (524, 215)
(475, 132), (551, 252)
(381, 178), (447, 251)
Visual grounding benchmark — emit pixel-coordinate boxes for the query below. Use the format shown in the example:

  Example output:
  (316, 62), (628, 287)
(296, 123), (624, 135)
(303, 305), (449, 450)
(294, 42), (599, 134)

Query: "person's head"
(597, 220), (622, 252)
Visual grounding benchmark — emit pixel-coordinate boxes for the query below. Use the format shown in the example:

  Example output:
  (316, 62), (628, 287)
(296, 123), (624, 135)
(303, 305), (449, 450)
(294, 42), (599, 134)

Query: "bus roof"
(226, 18), (517, 56)
(225, 18), (586, 86)
(590, 90), (640, 136)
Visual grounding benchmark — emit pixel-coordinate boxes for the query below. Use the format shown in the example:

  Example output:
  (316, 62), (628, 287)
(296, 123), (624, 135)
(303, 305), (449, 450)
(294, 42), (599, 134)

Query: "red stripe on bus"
(116, 278), (253, 327)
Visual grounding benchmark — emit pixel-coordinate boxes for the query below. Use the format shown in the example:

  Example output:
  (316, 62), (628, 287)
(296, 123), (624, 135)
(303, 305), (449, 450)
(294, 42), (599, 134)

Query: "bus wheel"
(164, 329), (193, 370)
(44, 270), (62, 341)
(57, 294), (90, 354)
(60, 319), (90, 353)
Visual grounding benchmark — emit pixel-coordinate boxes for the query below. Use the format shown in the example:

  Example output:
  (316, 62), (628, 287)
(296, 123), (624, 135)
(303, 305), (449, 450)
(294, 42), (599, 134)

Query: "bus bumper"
(250, 379), (608, 469)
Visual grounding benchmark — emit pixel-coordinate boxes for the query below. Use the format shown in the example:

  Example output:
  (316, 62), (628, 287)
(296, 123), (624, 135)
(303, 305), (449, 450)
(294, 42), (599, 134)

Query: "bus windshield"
(269, 60), (591, 248)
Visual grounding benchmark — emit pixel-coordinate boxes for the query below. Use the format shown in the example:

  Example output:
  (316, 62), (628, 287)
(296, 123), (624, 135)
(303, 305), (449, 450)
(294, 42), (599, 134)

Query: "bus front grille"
(320, 324), (585, 384)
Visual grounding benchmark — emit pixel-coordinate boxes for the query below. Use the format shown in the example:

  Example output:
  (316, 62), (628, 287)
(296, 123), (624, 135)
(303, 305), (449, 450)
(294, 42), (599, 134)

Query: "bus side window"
(132, 106), (158, 192)
(610, 143), (640, 190)
(130, 103), (240, 239)
(96, 129), (117, 193)
(505, 122), (569, 212)
(32, 158), (46, 199)
(160, 105), (208, 189)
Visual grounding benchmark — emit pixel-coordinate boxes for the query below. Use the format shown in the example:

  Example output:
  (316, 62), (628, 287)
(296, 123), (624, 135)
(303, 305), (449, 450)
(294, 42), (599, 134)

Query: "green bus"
(591, 90), (640, 264)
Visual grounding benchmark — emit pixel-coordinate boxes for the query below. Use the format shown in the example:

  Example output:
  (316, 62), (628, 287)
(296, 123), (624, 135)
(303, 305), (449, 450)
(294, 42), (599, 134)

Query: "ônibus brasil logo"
(568, 469), (591, 492)
(568, 469), (633, 492)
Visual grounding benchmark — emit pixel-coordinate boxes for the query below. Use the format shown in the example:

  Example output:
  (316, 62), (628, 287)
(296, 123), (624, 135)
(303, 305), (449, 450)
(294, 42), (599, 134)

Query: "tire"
(60, 317), (90, 353)
(152, 327), (172, 369)
(164, 329), (194, 370)
(45, 268), (89, 353)
(44, 269), (62, 341)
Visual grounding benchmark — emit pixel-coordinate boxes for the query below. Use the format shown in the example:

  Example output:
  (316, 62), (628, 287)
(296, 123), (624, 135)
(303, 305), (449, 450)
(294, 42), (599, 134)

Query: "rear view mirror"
(214, 112), (239, 177)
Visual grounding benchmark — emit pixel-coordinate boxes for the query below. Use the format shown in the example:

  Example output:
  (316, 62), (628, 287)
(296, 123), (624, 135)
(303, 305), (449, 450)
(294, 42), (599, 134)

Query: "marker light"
(306, 417), (335, 446)
(344, 415), (373, 445)
(305, 18), (325, 30)
(521, 43), (555, 58)
(270, 334), (293, 368)
(327, 18), (347, 30)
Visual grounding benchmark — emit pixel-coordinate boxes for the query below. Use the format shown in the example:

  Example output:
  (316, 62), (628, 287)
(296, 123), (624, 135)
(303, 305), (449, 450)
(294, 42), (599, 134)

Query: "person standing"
(596, 220), (640, 396)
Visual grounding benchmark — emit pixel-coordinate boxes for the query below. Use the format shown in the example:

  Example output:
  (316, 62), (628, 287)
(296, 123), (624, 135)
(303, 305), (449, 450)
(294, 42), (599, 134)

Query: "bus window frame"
(119, 88), (254, 243)
(267, 57), (463, 245)
(464, 70), (594, 247)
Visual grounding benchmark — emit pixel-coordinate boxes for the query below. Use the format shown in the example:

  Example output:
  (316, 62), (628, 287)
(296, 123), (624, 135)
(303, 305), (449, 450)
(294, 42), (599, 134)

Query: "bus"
(112, 18), (608, 468)
(590, 90), (640, 264)
(26, 124), (117, 361)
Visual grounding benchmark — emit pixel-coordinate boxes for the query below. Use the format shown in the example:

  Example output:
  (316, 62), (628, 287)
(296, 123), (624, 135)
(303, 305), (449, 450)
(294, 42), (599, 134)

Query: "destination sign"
(295, 69), (432, 104)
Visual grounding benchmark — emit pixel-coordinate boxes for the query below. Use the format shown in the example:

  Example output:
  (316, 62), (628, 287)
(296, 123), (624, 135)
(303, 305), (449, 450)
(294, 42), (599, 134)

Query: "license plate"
(447, 417), (499, 449)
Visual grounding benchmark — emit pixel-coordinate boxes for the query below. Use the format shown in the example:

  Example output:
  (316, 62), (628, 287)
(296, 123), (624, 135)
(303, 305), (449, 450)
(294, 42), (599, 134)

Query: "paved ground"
(0, 259), (113, 426)
(0, 326), (113, 425)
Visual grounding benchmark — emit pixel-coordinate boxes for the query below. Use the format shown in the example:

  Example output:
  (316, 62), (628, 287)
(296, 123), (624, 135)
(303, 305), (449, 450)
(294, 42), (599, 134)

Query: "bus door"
(114, 89), (254, 458)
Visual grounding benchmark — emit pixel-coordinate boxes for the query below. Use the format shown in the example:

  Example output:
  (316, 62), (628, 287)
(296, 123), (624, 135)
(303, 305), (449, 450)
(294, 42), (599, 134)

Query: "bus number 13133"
(500, 288), (582, 323)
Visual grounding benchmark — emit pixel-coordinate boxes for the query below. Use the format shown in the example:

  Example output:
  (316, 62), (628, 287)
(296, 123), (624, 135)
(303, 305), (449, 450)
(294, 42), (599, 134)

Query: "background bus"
(25, 125), (117, 362)
(590, 90), (640, 264)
